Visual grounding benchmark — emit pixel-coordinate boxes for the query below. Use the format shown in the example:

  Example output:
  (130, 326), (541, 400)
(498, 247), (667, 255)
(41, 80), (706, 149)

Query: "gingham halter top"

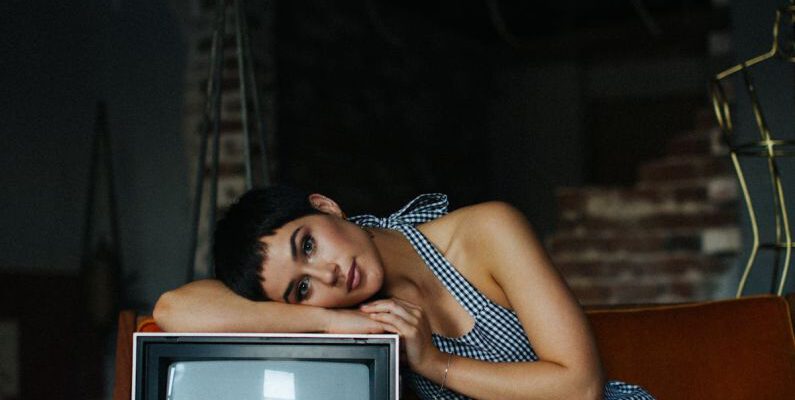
(350, 194), (654, 400)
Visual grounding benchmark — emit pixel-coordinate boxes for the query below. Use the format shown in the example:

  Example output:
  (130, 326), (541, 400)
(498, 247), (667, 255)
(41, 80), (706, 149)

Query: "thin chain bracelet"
(435, 352), (453, 399)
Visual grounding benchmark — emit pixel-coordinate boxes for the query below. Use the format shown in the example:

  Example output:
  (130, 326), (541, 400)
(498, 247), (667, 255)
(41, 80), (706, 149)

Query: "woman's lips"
(347, 261), (360, 292)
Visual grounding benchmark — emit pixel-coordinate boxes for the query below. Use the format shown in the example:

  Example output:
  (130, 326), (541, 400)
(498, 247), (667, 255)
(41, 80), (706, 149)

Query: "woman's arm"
(365, 298), (601, 400)
(366, 202), (603, 400)
(154, 279), (387, 334)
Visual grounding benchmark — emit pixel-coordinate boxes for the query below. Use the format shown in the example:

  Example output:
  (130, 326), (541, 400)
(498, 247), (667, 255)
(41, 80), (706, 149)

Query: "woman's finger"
(359, 298), (394, 308)
(391, 298), (423, 318)
(392, 298), (421, 309)
(363, 297), (420, 310)
(369, 312), (419, 338)
(362, 298), (420, 313)
(360, 300), (419, 324)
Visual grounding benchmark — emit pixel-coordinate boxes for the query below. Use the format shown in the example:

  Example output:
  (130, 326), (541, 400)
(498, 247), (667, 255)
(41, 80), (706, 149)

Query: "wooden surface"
(112, 310), (136, 400)
(0, 273), (104, 400)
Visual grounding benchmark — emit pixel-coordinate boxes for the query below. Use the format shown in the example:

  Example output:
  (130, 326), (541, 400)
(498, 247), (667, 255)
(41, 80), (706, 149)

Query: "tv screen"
(133, 333), (399, 400)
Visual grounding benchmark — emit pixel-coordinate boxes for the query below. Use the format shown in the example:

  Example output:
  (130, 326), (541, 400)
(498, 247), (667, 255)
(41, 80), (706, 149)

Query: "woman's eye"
(296, 276), (311, 301)
(302, 236), (315, 256)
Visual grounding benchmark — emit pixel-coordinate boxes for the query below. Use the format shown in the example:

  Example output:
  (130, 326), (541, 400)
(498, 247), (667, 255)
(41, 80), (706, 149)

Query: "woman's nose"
(307, 263), (340, 285)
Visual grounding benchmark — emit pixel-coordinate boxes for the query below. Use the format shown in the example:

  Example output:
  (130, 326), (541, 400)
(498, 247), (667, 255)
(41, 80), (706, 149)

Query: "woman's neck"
(369, 228), (427, 300)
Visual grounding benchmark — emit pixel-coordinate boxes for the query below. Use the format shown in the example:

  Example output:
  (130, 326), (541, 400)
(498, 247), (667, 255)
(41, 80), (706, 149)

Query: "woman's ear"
(307, 193), (345, 217)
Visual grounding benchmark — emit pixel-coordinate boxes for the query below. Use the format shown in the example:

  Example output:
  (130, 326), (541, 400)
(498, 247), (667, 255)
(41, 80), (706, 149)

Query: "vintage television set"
(132, 333), (400, 400)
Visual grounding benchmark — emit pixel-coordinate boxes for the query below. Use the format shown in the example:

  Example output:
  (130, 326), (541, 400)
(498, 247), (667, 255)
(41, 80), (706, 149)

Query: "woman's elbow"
(572, 367), (604, 400)
(152, 290), (176, 330)
(578, 381), (603, 400)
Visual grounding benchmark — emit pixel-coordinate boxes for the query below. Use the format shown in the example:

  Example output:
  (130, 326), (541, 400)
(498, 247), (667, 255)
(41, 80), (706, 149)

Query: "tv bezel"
(132, 332), (400, 400)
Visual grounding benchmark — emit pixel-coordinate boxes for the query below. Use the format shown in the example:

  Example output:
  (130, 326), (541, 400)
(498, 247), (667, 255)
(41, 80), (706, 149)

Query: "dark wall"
(1, 1), (188, 397)
(272, 1), (590, 232)
(1, 0), (729, 309)
(269, 1), (725, 236)
(273, 1), (497, 215)
(0, 0), (188, 307)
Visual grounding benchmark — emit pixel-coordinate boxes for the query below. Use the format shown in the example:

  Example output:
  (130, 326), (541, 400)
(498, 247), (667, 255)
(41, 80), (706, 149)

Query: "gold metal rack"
(710, 2), (795, 296)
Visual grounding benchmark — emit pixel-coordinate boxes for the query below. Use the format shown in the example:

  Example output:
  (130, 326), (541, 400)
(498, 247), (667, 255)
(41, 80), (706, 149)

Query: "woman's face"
(257, 212), (385, 308)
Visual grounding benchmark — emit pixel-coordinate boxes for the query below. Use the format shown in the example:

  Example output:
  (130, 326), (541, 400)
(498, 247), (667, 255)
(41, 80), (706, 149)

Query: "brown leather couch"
(114, 295), (795, 400)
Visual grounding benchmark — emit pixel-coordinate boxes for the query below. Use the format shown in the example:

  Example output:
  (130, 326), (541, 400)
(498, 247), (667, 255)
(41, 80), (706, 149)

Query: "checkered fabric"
(350, 194), (655, 400)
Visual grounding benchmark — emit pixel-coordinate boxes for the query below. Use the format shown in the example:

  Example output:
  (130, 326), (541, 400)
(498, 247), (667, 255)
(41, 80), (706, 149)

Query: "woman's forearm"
(418, 353), (603, 400)
(153, 279), (330, 333)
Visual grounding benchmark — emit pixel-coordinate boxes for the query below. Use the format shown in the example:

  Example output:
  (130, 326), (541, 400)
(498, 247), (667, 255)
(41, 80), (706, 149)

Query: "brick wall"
(548, 115), (741, 305)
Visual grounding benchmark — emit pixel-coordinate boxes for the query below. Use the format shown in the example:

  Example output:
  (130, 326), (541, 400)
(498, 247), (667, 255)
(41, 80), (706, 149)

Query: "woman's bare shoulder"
(419, 201), (527, 254)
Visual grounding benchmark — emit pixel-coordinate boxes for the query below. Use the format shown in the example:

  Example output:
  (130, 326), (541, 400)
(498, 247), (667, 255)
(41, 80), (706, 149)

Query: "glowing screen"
(166, 360), (369, 400)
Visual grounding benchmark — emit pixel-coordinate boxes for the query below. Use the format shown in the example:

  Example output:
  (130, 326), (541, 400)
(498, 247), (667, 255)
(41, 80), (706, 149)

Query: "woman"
(154, 187), (654, 400)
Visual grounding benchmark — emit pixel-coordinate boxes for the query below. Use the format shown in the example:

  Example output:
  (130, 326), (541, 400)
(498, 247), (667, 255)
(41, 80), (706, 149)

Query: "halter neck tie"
(348, 193), (448, 229)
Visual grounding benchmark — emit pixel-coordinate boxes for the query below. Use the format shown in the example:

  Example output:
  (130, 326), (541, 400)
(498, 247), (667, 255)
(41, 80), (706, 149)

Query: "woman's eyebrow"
(289, 226), (302, 261)
(283, 226), (303, 303)
(282, 281), (294, 304)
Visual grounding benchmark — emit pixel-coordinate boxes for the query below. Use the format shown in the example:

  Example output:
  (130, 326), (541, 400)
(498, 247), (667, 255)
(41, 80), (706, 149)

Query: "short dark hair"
(213, 186), (320, 301)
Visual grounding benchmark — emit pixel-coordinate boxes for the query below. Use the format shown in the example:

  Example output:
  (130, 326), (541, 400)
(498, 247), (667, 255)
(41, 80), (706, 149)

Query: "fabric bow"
(349, 193), (448, 229)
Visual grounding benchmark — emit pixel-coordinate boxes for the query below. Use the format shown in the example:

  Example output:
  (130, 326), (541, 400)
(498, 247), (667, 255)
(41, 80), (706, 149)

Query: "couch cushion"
(586, 295), (795, 400)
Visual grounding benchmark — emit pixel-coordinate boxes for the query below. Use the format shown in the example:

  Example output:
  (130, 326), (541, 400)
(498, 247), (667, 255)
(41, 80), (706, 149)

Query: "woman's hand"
(360, 298), (445, 376)
(324, 308), (389, 334)
(154, 279), (385, 334)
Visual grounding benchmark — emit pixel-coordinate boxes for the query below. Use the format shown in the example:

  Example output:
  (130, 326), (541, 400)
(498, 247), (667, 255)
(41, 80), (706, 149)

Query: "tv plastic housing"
(132, 332), (400, 400)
